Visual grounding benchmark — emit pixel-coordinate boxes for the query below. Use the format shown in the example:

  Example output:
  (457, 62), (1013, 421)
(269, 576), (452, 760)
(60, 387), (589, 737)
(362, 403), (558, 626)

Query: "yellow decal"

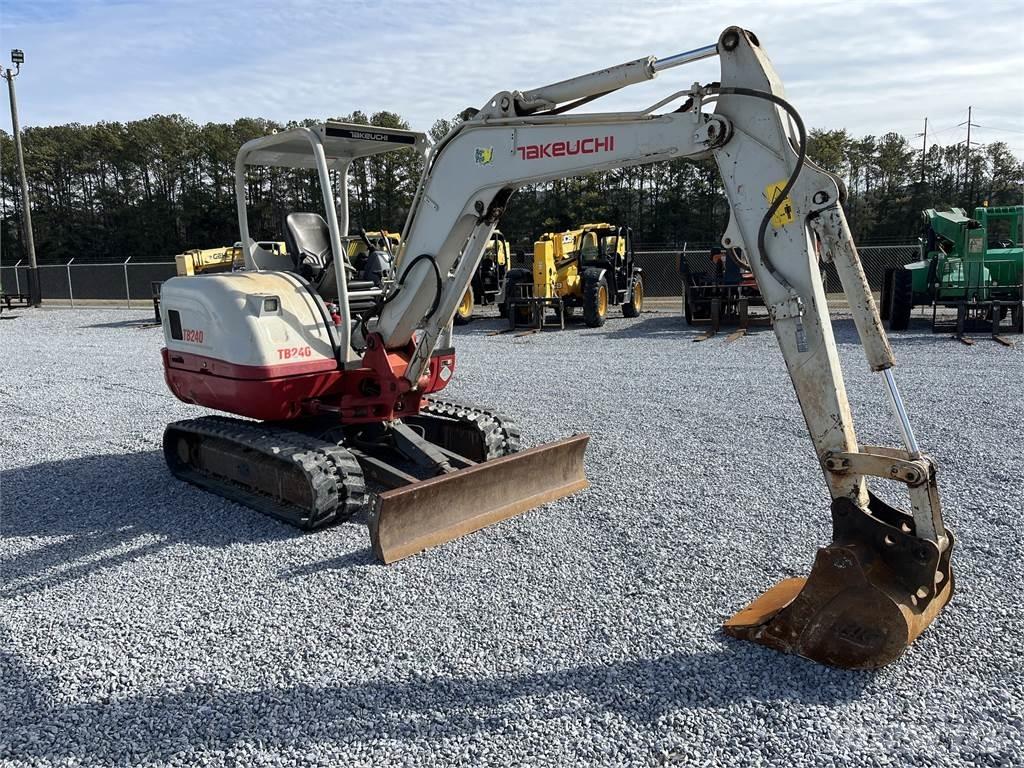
(475, 147), (494, 165)
(764, 179), (796, 228)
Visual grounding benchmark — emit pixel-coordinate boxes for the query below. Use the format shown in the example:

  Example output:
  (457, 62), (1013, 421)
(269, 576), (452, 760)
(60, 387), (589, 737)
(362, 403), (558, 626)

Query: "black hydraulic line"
(391, 253), (444, 319)
(711, 86), (808, 293)
(353, 252), (443, 351)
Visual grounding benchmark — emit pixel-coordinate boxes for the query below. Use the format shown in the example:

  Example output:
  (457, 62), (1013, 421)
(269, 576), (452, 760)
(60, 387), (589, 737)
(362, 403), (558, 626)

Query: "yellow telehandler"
(504, 223), (643, 328)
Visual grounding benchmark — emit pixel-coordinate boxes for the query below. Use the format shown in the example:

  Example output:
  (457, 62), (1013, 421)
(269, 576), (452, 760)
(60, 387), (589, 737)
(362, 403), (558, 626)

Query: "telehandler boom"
(159, 27), (952, 669)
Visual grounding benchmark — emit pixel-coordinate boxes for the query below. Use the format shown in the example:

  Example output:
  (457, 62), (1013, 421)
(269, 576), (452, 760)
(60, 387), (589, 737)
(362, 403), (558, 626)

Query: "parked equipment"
(158, 27), (952, 669)
(152, 242), (285, 322)
(0, 289), (31, 314)
(505, 223), (642, 328)
(881, 205), (1023, 339)
(347, 230), (401, 263)
(345, 229), (508, 324)
(175, 245), (241, 276)
(681, 245), (765, 335)
(455, 231), (511, 324)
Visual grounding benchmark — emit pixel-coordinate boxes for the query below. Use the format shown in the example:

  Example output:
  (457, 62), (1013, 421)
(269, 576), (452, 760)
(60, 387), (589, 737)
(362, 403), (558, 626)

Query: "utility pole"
(915, 117), (927, 186)
(958, 106), (980, 206)
(2, 49), (40, 306)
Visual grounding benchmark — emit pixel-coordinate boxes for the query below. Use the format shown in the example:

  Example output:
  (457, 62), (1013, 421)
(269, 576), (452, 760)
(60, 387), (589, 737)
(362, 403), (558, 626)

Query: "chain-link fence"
(0, 261), (177, 307)
(509, 243), (919, 298)
(0, 244), (921, 305)
(631, 244), (920, 297)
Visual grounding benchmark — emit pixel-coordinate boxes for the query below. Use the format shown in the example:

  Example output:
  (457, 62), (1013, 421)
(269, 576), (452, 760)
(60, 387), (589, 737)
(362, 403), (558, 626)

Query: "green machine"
(881, 205), (1024, 336)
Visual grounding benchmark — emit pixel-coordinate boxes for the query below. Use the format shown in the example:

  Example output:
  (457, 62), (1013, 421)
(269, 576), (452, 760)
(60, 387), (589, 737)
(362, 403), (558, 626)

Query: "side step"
(371, 434), (589, 563)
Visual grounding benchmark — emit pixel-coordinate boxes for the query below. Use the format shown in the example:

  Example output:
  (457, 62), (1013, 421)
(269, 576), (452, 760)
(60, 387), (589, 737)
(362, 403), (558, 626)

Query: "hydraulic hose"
(711, 86), (808, 293)
(354, 252), (443, 352)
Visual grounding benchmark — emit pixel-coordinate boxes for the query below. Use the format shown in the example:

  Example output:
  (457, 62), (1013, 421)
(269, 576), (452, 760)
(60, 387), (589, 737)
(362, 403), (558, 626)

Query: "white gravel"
(1, 306), (1022, 767)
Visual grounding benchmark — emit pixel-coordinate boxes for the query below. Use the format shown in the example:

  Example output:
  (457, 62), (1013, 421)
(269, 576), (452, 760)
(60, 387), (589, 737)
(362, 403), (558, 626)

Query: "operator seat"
(285, 213), (334, 282)
(283, 212), (380, 314)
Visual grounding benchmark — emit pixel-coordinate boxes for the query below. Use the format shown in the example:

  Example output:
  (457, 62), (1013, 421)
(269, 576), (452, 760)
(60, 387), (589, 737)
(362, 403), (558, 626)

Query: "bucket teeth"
(724, 496), (955, 669)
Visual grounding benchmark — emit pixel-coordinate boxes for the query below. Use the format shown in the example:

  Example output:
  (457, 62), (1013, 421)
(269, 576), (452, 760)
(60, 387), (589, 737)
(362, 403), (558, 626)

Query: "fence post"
(66, 257), (76, 308)
(123, 256), (132, 309)
(13, 259), (21, 294)
(680, 242), (687, 312)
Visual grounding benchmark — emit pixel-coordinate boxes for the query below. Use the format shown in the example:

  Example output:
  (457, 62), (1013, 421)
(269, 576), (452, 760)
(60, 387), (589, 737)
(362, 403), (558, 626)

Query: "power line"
(925, 123), (963, 137)
(973, 124), (1024, 135)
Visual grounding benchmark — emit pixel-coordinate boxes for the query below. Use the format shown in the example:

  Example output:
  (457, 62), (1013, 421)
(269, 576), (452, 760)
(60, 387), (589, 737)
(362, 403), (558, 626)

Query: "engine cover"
(160, 271), (341, 420)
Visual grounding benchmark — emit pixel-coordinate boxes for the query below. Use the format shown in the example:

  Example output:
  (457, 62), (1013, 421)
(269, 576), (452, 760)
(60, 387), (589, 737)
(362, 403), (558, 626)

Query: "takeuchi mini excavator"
(159, 27), (953, 669)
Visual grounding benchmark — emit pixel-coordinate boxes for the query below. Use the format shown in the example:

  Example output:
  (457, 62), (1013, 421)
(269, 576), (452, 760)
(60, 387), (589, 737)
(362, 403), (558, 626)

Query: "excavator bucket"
(371, 434), (589, 563)
(724, 495), (955, 669)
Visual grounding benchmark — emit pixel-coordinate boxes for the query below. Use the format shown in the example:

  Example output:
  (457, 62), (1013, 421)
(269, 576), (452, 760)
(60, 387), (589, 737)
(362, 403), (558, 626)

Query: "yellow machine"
(504, 223), (643, 328)
(350, 229), (508, 324)
(455, 231), (511, 323)
(346, 231), (401, 262)
(154, 242), (286, 321)
(173, 242), (288, 276)
(174, 245), (240, 276)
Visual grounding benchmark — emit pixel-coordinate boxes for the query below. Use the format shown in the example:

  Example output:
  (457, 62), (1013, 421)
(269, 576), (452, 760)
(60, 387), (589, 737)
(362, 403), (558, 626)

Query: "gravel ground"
(1, 306), (1022, 767)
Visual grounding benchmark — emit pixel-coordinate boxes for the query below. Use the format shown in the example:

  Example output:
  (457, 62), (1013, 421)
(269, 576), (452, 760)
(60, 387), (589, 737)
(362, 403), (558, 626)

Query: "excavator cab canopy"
(233, 121), (428, 359)
(239, 122), (427, 171)
(234, 122), (427, 269)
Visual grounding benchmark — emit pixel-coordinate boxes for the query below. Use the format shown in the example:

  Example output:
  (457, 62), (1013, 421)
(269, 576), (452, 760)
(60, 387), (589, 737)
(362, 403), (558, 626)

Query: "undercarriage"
(164, 398), (587, 562)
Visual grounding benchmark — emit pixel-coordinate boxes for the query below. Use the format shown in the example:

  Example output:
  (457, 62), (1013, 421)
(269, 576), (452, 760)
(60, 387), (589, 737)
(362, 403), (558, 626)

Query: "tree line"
(1, 110), (1021, 265)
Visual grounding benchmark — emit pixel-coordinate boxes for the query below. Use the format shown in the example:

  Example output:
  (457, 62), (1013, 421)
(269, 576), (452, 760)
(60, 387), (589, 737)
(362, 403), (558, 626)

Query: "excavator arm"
(367, 27), (952, 668)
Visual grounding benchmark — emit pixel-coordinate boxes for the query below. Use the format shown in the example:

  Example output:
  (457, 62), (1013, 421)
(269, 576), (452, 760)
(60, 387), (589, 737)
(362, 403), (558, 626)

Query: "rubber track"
(164, 416), (367, 530)
(420, 397), (522, 460)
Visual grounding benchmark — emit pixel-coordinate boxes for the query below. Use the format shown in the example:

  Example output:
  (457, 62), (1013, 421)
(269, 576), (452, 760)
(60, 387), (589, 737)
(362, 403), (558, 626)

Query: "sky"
(1, 0), (1022, 158)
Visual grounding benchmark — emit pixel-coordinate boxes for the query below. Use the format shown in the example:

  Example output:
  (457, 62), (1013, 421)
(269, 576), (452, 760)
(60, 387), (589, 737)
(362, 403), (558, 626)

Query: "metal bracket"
(824, 445), (945, 546)
(694, 114), (731, 148)
(769, 296), (807, 352)
(768, 296), (803, 322)
(823, 448), (928, 487)
(390, 421), (455, 474)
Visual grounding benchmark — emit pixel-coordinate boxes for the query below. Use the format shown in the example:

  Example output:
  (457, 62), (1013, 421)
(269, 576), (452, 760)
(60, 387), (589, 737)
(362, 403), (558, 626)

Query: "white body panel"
(161, 271), (335, 368)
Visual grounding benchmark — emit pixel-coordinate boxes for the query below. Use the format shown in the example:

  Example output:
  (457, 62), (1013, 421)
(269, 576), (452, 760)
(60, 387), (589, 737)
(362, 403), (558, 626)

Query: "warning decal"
(764, 179), (796, 228)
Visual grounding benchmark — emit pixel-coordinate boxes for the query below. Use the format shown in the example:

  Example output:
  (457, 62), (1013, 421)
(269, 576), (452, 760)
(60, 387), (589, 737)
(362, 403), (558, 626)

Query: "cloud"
(2, 0), (1022, 156)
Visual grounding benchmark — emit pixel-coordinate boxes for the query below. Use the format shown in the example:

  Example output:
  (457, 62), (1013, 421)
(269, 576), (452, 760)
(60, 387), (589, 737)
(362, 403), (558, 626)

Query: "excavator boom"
(364, 27), (953, 667)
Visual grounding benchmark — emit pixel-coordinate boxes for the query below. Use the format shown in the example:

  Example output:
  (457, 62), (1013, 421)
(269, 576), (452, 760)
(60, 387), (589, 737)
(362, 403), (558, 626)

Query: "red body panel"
(162, 336), (455, 423)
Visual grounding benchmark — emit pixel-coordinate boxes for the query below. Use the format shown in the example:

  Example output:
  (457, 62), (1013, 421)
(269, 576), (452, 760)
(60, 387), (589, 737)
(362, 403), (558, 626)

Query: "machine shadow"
(595, 312), (771, 341)
(0, 451), (369, 597)
(453, 314), (517, 337)
(81, 318), (161, 329)
(1, 638), (873, 764)
(831, 315), (996, 349)
(277, 548), (378, 578)
(457, 311), (699, 339)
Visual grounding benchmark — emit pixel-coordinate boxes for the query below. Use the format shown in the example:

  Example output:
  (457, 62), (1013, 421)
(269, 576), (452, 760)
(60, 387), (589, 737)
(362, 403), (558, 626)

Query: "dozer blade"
(724, 495), (955, 669)
(371, 434), (589, 563)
